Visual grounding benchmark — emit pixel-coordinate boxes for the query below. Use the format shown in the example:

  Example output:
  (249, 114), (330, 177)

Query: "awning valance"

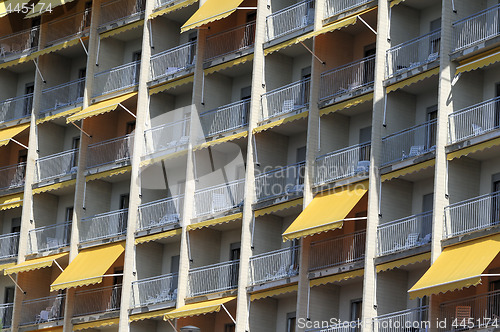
(4, 252), (68, 275)
(149, 75), (194, 95)
(0, 193), (23, 211)
(187, 213), (243, 231)
(181, 0), (244, 33)
(250, 284), (298, 301)
(37, 106), (83, 125)
(255, 198), (302, 218)
(86, 166), (132, 182)
(310, 269), (364, 287)
(150, 0), (198, 19)
(0, 123), (29, 148)
(386, 67), (440, 94)
(130, 308), (175, 322)
(447, 137), (500, 161)
(320, 93), (373, 117)
(381, 160), (435, 182)
(135, 228), (182, 245)
(193, 131), (248, 151)
(101, 21), (144, 39)
(456, 48), (500, 75)
(164, 296), (236, 320)
(66, 92), (137, 123)
(253, 112), (308, 134)
(73, 317), (120, 331)
(376, 252), (431, 273)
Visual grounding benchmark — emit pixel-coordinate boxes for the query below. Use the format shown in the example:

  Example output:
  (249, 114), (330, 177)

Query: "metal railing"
(205, 21), (256, 60)
(319, 55), (375, 101)
(74, 284), (122, 316)
(314, 142), (371, 185)
(200, 99), (250, 137)
(444, 190), (500, 238)
(0, 93), (33, 123)
(266, 0), (315, 41)
(144, 118), (190, 155)
(79, 209), (128, 244)
(306, 321), (361, 331)
(249, 246), (299, 285)
(324, 0), (372, 19)
(27, 222), (71, 254)
(188, 260), (240, 297)
(0, 232), (19, 260)
(153, 0), (176, 10)
(452, 4), (500, 52)
(20, 294), (65, 326)
(0, 27), (39, 60)
(99, 0), (145, 26)
(0, 303), (13, 328)
(131, 273), (178, 307)
(45, 9), (91, 46)
(40, 78), (85, 114)
(381, 120), (437, 166)
(193, 179), (245, 217)
(373, 306), (429, 332)
(377, 212), (432, 256)
(386, 29), (441, 78)
(87, 134), (133, 168)
(36, 149), (79, 182)
(93, 60), (140, 96)
(0, 163), (25, 190)
(255, 162), (305, 201)
(448, 96), (500, 144)
(137, 195), (183, 231)
(309, 231), (366, 271)
(150, 41), (196, 81)
(260, 78), (310, 121)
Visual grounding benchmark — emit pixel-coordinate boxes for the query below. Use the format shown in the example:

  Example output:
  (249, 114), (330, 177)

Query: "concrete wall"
(448, 157), (481, 204)
(0, 207), (22, 234)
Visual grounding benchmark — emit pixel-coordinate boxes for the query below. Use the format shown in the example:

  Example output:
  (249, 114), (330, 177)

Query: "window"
(84, 1), (92, 27)
(287, 312), (296, 332)
(230, 242), (240, 287)
(30, 18), (40, 49)
(119, 194), (129, 233)
(426, 105), (438, 149)
(492, 174), (500, 224)
(132, 51), (141, 83)
(224, 323), (235, 332)
(350, 299), (362, 322)
(3, 287), (14, 327)
(429, 18), (441, 55)
(495, 82), (500, 128)
(126, 121), (136, 135)
(72, 137), (80, 168)
(78, 68), (86, 98)
(24, 83), (34, 115)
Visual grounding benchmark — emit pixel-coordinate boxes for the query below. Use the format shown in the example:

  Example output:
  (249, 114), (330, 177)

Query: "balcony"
(260, 78), (310, 122)
(40, 79), (85, 114)
(27, 222), (71, 255)
(314, 142), (371, 186)
(99, 0), (146, 26)
(0, 163), (25, 191)
(93, 61), (140, 97)
(199, 100), (250, 138)
(137, 195), (183, 231)
(44, 9), (91, 46)
(79, 209), (127, 244)
(324, 0), (372, 19)
(255, 162), (305, 202)
(153, 0), (178, 10)
(0, 303), (13, 328)
(150, 42), (196, 82)
(309, 231), (366, 271)
(35, 149), (79, 183)
(188, 260), (239, 297)
(448, 96), (500, 145)
(74, 285), (122, 316)
(204, 21), (256, 61)
(444, 191), (500, 239)
(306, 321), (361, 331)
(144, 119), (189, 156)
(377, 212), (432, 257)
(381, 120), (437, 166)
(386, 29), (441, 79)
(372, 306), (429, 332)
(131, 273), (178, 307)
(0, 93), (33, 123)
(0, 232), (19, 260)
(20, 294), (65, 326)
(249, 246), (299, 285)
(266, 0), (315, 42)
(87, 135), (133, 169)
(0, 27), (39, 61)
(193, 179), (245, 218)
(452, 4), (500, 52)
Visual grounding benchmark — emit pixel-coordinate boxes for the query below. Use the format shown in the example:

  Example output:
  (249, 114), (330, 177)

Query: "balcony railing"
(377, 212), (432, 256)
(386, 29), (441, 78)
(131, 273), (178, 307)
(200, 100), (250, 138)
(74, 285), (122, 316)
(93, 61), (140, 97)
(314, 142), (371, 185)
(0, 232), (19, 260)
(260, 78), (310, 121)
(153, 0), (176, 10)
(27, 222), (72, 254)
(319, 55), (375, 101)
(0, 27), (39, 60)
(381, 120), (437, 166)
(45, 9), (91, 46)
(205, 21), (256, 60)
(188, 260), (239, 297)
(324, 0), (372, 19)
(444, 191), (500, 238)
(20, 294), (65, 326)
(266, 0), (315, 41)
(137, 195), (183, 231)
(36, 149), (79, 182)
(0, 93), (33, 123)
(79, 209), (128, 244)
(255, 162), (305, 202)
(87, 134), (133, 169)
(144, 118), (189, 155)
(373, 306), (429, 332)
(193, 179), (245, 217)
(306, 321), (361, 332)
(249, 246), (299, 285)
(309, 231), (366, 271)
(452, 4), (500, 52)
(0, 163), (25, 190)
(150, 41), (196, 81)
(448, 96), (500, 144)
(99, 0), (145, 26)
(0, 303), (13, 328)
(40, 79), (85, 114)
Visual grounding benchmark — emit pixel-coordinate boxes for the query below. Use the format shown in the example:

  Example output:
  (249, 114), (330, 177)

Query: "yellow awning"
(0, 123), (30, 148)
(37, 106), (83, 125)
(456, 47), (500, 75)
(0, 193), (23, 211)
(386, 67), (440, 94)
(149, 75), (194, 96)
(0, 0), (24, 17)
(381, 160), (435, 182)
(282, 183), (368, 241)
(0, 53), (37, 70)
(33, 179), (76, 195)
(253, 112), (308, 134)
(376, 252), (431, 273)
(193, 131), (248, 151)
(130, 308), (175, 322)
(67, 92), (137, 123)
(38, 327), (63, 332)
(409, 234), (500, 299)
(50, 242), (125, 291)
(320, 93), (373, 117)
(26, 0), (77, 18)
(181, 0), (244, 33)
(140, 149), (188, 167)
(73, 318), (120, 331)
(0, 262), (16, 272)
(4, 252), (68, 275)
(204, 54), (254, 75)
(86, 166), (132, 182)
(390, 0), (405, 7)
(164, 296), (236, 320)
(187, 213), (242, 231)
(135, 228), (182, 245)
(150, 0), (198, 19)
(33, 37), (82, 58)
(250, 284), (298, 301)
(310, 269), (364, 287)
(447, 136), (500, 161)
(255, 199), (302, 218)
(101, 21), (144, 40)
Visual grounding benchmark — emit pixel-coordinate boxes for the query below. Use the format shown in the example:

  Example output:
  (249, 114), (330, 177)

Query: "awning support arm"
(358, 15), (377, 35)
(166, 319), (179, 332)
(33, 59), (47, 83)
(253, 134), (260, 166)
(95, 38), (100, 66)
(11, 139), (29, 150)
(186, 230), (193, 262)
(300, 41), (325, 65)
(53, 259), (64, 272)
(250, 215), (256, 249)
(451, 0), (457, 13)
(201, 72), (205, 105)
(8, 274), (26, 294)
(70, 121), (92, 138)
(79, 37), (88, 56)
(451, 72), (461, 86)
(222, 304), (236, 324)
(119, 103), (136, 118)
(149, 20), (154, 49)
(306, 283), (311, 320)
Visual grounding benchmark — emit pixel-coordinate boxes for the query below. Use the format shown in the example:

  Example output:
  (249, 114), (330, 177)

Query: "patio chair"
(405, 145), (424, 159)
(212, 194), (229, 213)
(472, 124), (484, 136)
(356, 160), (370, 173)
(282, 99), (294, 113)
